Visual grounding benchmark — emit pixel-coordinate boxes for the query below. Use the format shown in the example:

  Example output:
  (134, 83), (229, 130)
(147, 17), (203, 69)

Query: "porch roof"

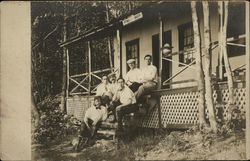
(59, 1), (190, 47)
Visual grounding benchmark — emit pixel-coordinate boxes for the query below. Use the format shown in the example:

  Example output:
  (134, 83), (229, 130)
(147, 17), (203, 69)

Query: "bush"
(33, 96), (80, 145)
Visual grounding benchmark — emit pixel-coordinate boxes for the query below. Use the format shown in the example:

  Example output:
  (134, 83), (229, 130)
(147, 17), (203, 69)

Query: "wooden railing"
(69, 67), (114, 95)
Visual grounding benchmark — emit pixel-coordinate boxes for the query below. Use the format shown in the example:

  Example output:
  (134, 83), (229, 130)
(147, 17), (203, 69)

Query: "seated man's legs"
(76, 119), (101, 150)
(79, 120), (91, 138)
(116, 104), (139, 130)
(108, 101), (121, 122)
(134, 82), (157, 101)
(129, 82), (143, 93)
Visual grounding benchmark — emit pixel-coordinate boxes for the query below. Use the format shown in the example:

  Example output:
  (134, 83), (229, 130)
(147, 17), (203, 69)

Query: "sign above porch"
(122, 12), (143, 26)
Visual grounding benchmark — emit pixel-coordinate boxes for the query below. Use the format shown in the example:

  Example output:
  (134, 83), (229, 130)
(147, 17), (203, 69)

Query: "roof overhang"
(59, 1), (191, 48)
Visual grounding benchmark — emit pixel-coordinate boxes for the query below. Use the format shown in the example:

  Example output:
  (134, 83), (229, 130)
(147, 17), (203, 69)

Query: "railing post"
(66, 48), (69, 98)
(88, 41), (91, 96)
(159, 13), (163, 90)
(117, 30), (122, 77)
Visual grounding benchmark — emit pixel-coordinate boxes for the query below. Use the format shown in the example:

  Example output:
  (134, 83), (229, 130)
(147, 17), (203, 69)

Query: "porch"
(60, 2), (247, 129)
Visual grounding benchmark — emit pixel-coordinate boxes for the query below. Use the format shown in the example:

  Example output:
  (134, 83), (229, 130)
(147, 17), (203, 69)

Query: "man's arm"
(143, 67), (157, 81)
(117, 98), (132, 108)
(83, 110), (91, 129)
(112, 90), (119, 102)
(124, 72), (132, 86)
(101, 107), (108, 121)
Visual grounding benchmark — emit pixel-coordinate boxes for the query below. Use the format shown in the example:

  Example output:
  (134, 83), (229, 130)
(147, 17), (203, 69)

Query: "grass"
(32, 128), (165, 161)
(32, 126), (246, 161)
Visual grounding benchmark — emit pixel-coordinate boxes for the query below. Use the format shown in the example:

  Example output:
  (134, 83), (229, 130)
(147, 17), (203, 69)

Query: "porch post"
(218, 1), (224, 80)
(117, 29), (122, 77)
(245, 1), (250, 159)
(159, 13), (163, 89)
(88, 41), (91, 96)
(106, 3), (113, 71)
(66, 48), (69, 98)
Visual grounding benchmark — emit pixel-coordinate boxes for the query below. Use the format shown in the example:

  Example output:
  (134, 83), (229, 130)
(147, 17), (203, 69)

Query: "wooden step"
(101, 122), (118, 129)
(98, 129), (115, 136)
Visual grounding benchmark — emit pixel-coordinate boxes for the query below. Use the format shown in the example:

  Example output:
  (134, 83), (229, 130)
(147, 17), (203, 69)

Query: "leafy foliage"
(31, 1), (144, 101)
(33, 96), (80, 145)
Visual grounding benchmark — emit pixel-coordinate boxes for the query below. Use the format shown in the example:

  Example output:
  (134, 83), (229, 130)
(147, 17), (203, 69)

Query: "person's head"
(127, 59), (136, 70)
(101, 75), (109, 84)
(108, 73), (116, 83)
(144, 55), (152, 65)
(93, 96), (102, 107)
(117, 77), (125, 90)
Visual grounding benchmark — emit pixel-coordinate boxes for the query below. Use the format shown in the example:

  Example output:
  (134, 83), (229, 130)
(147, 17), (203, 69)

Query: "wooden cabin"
(60, 2), (247, 129)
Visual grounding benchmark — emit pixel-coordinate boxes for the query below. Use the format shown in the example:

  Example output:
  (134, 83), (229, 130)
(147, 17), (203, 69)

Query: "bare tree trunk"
(31, 50), (40, 127)
(32, 93), (40, 128)
(202, 1), (218, 132)
(223, 1), (234, 105)
(218, 1), (224, 80)
(61, 4), (67, 112)
(191, 1), (207, 128)
(219, 1), (235, 121)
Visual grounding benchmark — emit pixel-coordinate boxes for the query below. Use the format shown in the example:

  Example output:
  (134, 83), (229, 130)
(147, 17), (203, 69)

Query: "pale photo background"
(0, 1), (249, 160)
(1, 2), (31, 160)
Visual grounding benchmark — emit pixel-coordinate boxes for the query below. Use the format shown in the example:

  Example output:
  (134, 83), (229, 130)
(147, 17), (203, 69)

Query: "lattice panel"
(141, 107), (159, 128)
(67, 96), (94, 121)
(138, 88), (246, 129)
(160, 91), (199, 127)
(212, 88), (246, 120)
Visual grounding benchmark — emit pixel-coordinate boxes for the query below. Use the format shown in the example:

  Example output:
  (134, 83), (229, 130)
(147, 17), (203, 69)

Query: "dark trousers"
(79, 118), (101, 139)
(101, 95), (111, 106)
(129, 82), (143, 93)
(108, 101), (121, 120)
(116, 104), (139, 129)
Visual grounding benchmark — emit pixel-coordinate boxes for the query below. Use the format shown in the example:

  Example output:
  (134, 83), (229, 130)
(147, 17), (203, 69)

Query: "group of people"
(74, 55), (158, 151)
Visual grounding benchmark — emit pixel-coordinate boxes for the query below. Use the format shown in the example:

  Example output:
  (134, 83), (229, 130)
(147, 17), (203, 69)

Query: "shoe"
(72, 137), (82, 152)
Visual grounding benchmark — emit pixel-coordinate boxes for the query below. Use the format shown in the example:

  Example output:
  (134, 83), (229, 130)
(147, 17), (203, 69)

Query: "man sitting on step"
(135, 55), (158, 102)
(124, 59), (143, 93)
(74, 96), (107, 151)
(96, 75), (113, 107)
(111, 77), (138, 131)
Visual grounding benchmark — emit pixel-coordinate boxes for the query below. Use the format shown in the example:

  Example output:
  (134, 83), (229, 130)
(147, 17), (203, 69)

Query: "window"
(178, 22), (194, 65)
(125, 39), (139, 71)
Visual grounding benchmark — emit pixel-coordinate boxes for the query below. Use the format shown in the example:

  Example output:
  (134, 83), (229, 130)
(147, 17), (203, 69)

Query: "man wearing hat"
(124, 58), (143, 92)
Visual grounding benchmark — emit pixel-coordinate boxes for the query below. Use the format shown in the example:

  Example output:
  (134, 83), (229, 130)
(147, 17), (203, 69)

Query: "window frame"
(178, 22), (194, 66)
(125, 38), (140, 71)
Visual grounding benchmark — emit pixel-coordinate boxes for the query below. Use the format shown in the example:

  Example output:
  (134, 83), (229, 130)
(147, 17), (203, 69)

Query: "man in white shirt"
(124, 59), (143, 92)
(112, 78), (138, 131)
(108, 72), (118, 96)
(135, 55), (158, 101)
(74, 96), (107, 151)
(96, 75), (112, 106)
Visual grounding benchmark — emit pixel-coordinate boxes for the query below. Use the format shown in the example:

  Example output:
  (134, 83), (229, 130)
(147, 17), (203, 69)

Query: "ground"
(32, 128), (246, 161)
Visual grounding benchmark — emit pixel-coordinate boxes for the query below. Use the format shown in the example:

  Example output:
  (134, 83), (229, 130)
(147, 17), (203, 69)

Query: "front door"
(152, 30), (172, 89)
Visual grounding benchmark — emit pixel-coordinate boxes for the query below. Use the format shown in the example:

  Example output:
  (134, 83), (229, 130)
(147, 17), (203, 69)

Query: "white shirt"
(109, 83), (119, 96)
(141, 64), (158, 83)
(115, 85), (136, 104)
(84, 104), (107, 125)
(96, 83), (111, 97)
(124, 68), (142, 85)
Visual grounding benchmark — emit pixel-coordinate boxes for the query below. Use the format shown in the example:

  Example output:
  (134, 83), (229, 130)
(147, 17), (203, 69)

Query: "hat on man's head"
(127, 59), (136, 64)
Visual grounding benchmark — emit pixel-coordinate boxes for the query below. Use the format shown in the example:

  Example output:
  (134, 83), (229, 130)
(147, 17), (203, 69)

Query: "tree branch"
(32, 25), (59, 50)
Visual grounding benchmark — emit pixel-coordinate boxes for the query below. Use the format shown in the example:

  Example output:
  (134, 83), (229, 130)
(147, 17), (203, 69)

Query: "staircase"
(98, 121), (117, 140)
